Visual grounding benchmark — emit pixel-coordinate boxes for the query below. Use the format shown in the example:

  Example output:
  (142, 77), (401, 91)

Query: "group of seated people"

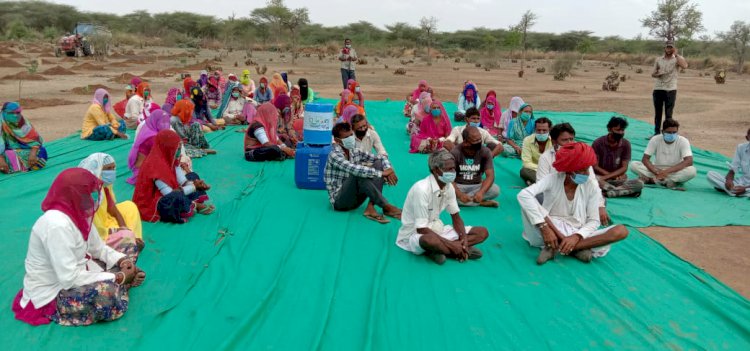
(5, 71), (749, 329)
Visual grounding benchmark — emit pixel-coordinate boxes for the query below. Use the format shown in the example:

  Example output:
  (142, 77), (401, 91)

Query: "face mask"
(520, 112), (531, 122)
(611, 132), (624, 141)
(353, 100), (360, 105)
(438, 171), (456, 184)
(91, 190), (100, 206)
(283, 107), (290, 114)
(469, 122), (480, 128)
(144, 91), (150, 98)
(101, 170), (117, 185)
(431, 109), (441, 117)
(176, 94), (182, 101)
(102, 98), (109, 106)
(571, 173), (589, 185)
(2, 112), (19, 124)
(345, 44), (352, 49)
(260, 83), (265, 88)
(536, 133), (549, 142)
(486, 104), (494, 110)
(469, 142), (482, 151)
(341, 135), (356, 150)
(663, 132), (678, 143)
(355, 129), (367, 139)
(175, 148), (182, 160)
(355, 87), (361, 93)
(232, 92), (240, 98)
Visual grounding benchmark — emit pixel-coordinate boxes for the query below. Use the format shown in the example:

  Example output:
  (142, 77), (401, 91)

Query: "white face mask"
(341, 135), (356, 150)
(438, 171), (456, 184)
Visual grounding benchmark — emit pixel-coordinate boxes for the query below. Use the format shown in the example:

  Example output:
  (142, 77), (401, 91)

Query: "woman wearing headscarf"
(183, 77), (197, 97)
(289, 87), (306, 138)
(161, 87), (183, 116)
(12, 168), (146, 326)
(455, 82), (480, 122)
(281, 72), (293, 92)
(113, 85), (134, 119)
(240, 69), (256, 98)
(0, 102), (47, 174)
(212, 70), (226, 90)
(244, 103), (296, 162)
(78, 153), (143, 247)
(334, 90), (352, 119)
(407, 92), (432, 136)
(298, 78), (315, 103)
(171, 100), (214, 158)
(409, 99), (452, 153)
(479, 94), (502, 136)
(269, 73), (288, 98)
(497, 96), (525, 139)
(217, 82), (250, 125)
(124, 82), (159, 130)
(126, 109), (173, 184)
(190, 86), (220, 132)
(403, 80), (429, 117)
(347, 79), (365, 108)
(505, 103), (536, 157)
(197, 70), (209, 88)
(81, 88), (127, 141)
(134, 130), (214, 223)
(205, 77), (222, 116)
(273, 93), (299, 146)
(254, 76), (272, 105)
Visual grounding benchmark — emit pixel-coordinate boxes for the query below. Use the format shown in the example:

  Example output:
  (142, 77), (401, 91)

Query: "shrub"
(551, 53), (577, 80)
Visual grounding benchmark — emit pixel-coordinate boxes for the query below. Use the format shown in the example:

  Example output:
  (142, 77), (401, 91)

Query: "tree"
(718, 21), (750, 74)
(577, 37), (594, 62)
(419, 16), (438, 62)
(503, 25), (522, 60)
(482, 34), (498, 55)
(641, 0), (704, 42)
(251, 0), (309, 64)
(517, 10), (538, 70)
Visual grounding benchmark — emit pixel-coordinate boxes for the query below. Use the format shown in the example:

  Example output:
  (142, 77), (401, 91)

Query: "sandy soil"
(1, 46), (748, 298)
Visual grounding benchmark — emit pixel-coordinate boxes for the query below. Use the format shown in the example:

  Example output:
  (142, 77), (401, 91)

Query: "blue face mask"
(520, 112), (531, 122)
(102, 98), (109, 106)
(438, 171), (456, 184)
(176, 94), (182, 101)
(431, 109), (441, 117)
(91, 190), (100, 206)
(486, 104), (494, 110)
(571, 173), (589, 185)
(101, 170), (116, 185)
(536, 133), (549, 142)
(2, 112), (20, 124)
(663, 132), (678, 143)
(469, 122), (480, 128)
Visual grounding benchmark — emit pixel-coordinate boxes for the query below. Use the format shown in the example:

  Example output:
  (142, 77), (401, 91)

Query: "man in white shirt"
(707, 127), (750, 197)
(537, 123), (611, 226)
(396, 149), (489, 265)
(652, 40), (688, 135)
(444, 108), (503, 157)
(518, 142), (628, 265)
(351, 114), (388, 157)
(631, 119), (696, 189)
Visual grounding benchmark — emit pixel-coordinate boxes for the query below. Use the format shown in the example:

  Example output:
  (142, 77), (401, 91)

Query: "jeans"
(652, 90), (676, 134)
(341, 69), (356, 89)
(333, 160), (388, 211)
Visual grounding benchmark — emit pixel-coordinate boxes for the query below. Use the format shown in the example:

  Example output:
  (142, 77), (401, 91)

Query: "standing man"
(338, 38), (358, 89)
(396, 149), (489, 265)
(651, 40), (688, 135)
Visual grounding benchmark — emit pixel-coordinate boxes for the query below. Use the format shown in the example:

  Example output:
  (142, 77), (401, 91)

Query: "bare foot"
(132, 269), (146, 287)
(135, 238), (145, 252)
(383, 206), (402, 220)
(479, 200), (499, 208)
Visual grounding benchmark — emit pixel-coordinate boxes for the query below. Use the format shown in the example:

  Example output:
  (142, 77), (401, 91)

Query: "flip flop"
(384, 209), (402, 220)
(198, 204), (216, 215)
(364, 213), (390, 224)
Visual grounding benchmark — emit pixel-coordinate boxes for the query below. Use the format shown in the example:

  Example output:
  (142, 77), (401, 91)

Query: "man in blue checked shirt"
(324, 123), (402, 224)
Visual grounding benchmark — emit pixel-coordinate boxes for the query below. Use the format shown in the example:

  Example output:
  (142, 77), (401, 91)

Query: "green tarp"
(1, 100), (748, 350)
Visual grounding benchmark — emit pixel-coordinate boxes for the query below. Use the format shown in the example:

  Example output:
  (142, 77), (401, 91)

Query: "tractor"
(55, 23), (111, 57)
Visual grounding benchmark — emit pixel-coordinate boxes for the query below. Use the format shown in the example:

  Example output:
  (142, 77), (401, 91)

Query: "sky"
(49, 0), (750, 39)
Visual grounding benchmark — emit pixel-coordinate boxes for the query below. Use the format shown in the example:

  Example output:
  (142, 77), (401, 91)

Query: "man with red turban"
(517, 142), (629, 265)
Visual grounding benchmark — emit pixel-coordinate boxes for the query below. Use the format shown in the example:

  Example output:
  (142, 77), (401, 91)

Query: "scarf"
(270, 73), (287, 97)
(462, 83), (479, 105)
(133, 130), (181, 222)
(128, 108), (172, 170)
(510, 103), (535, 143)
(135, 82), (150, 99)
(273, 93), (292, 125)
(411, 80), (428, 100)
(42, 167), (102, 240)
(172, 99), (195, 125)
(414, 92), (433, 122)
(217, 81), (242, 118)
(92, 88), (111, 114)
(79, 152), (115, 180)
(480, 96), (501, 130)
(553, 142), (598, 173)
(198, 71), (208, 87)
(250, 103), (279, 148)
(410, 100), (451, 153)
(1, 102), (43, 149)
(240, 69), (251, 86)
(298, 78), (310, 101)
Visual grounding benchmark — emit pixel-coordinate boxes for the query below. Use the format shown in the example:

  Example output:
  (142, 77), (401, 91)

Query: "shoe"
(468, 247), (483, 260)
(573, 249), (593, 263)
(426, 252), (446, 265)
(536, 247), (555, 265)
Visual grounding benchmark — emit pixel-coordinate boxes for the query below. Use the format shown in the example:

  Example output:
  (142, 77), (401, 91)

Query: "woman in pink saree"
(409, 99), (451, 153)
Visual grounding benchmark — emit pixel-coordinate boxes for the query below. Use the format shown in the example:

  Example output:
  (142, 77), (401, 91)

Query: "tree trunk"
(509, 48), (514, 61)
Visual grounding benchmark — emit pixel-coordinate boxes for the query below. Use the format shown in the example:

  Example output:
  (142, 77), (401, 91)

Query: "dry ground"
(1, 45), (748, 297)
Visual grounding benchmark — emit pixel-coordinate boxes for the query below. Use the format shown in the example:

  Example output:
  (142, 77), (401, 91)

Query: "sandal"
(384, 208), (402, 220)
(198, 204), (216, 215)
(364, 213), (390, 224)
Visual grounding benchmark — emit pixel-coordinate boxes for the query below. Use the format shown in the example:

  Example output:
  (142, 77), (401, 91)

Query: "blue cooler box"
(295, 143), (332, 190)
(303, 103), (334, 146)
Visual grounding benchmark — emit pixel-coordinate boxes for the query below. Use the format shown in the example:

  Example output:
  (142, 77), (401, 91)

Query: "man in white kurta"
(707, 128), (750, 197)
(518, 142), (628, 265)
(396, 149), (489, 265)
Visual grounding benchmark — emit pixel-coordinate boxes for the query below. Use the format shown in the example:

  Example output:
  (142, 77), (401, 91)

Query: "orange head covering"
(183, 77), (196, 93)
(136, 82), (150, 98)
(553, 142), (598, 173)
(171, 99), (195, 125)
(269, 73), (287, 96)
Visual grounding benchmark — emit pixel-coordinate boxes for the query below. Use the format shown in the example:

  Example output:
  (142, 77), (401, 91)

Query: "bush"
(551, 53), (577, 80)
(42, 27), (58, 43)
(6, 20), (33, 40)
